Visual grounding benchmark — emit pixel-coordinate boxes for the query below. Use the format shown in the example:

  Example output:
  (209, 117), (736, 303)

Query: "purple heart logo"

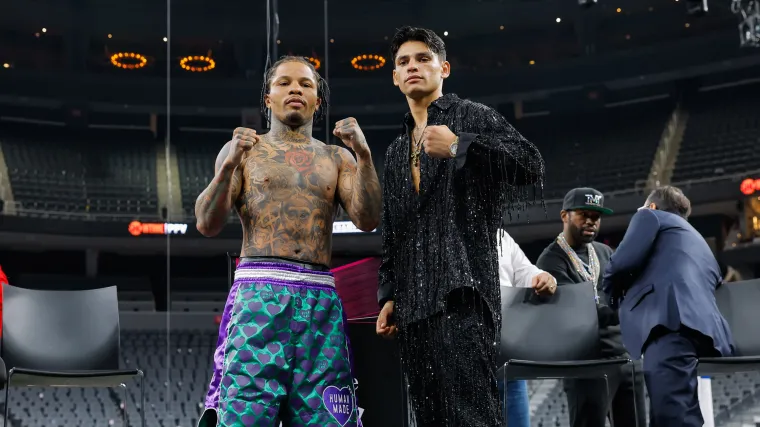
(322, 386), (354, 426)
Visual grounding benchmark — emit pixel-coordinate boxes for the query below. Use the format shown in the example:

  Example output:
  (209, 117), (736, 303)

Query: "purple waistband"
(236, 260), (334, 277)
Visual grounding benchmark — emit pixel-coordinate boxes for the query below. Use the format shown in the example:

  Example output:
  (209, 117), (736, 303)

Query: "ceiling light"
(179, 55), (216, 72)
(330, 38), (334, 43)
(42, 28), (47, 33)
(163, 37), (168, 42)
(307, 57), (321, 70)
(556, 17), (562, 23)
(685, 22), (691, 27)
(443, 31), (449, 36)
(34, 32), (40, 38)
(351, 54), (386, 71)
(3, 63), (10, 69)
(499, 25), (505, 30)
(529, 60), (535, 65)
(616, 7), (622, 12)
(276, 39), (281, 44)
(108, 34), (113, 39)
(110, 52), (148, 70)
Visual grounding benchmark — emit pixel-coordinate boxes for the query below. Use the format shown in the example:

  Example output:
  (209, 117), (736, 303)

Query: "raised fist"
(227, 127), (260, 165)
(421, 125), (458, 159)
(333, 117), (370, 158)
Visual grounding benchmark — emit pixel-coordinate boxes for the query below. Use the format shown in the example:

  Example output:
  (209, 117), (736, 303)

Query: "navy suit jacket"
(602, 208), (734, 360)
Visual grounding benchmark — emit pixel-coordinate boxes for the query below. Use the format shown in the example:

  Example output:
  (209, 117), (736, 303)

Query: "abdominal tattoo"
(237, 132), (339, 265)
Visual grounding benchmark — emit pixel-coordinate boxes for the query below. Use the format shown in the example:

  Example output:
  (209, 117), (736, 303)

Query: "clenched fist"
(226, 127), (260, 165)
(421, 125), (458, 159)
(333, 117), (370, 159)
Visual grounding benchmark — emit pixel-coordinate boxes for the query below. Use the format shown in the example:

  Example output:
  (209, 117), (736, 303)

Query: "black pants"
(643, 326), (719, 427)
(400, 294), (502, 427)
(563, 358), (646, 427)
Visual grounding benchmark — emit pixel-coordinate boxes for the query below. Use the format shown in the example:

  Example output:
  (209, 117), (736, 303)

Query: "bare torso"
(411, 127), (423, 193)
(235, 131), (342, 266)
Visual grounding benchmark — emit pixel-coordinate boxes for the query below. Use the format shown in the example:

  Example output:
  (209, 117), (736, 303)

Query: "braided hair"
(259, 56), (330, 127)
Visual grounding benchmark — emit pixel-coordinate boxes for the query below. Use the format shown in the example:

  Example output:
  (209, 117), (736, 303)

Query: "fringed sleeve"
(454, 103), (545, 214)
(377, 173), (396, 307)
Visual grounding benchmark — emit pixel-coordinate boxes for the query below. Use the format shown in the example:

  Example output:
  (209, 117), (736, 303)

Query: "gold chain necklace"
(410, 125), (427, 167)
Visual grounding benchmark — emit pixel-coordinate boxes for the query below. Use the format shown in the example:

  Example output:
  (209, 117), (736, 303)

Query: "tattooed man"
(196, 56), (381, 427)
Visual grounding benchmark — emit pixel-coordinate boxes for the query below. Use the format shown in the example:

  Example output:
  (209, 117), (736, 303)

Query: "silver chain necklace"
(557, 233), (601, 303)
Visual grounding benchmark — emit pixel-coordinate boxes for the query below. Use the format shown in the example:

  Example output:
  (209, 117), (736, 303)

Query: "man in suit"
(602, 185), (735, 427)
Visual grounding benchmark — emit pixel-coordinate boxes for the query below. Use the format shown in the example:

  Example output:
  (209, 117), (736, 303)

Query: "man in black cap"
(536, 187), (646, 427)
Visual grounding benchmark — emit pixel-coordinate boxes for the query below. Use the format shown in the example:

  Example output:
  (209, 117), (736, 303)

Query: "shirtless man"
(195, 56), (381, 427)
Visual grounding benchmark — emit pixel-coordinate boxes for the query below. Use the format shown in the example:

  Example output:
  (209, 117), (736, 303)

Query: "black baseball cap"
(562, 187), (614, 215)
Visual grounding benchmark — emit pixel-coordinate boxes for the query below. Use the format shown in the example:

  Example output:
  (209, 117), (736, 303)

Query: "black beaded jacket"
(378, 93), (545, 333)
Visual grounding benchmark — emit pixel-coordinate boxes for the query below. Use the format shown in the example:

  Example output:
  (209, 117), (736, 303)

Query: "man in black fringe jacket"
(375, 26), (546, 426)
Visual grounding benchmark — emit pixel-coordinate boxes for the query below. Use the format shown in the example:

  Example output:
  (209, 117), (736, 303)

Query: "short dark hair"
(390, 26), (447, 63)
(259, 56), (330, 126)
(646, 186), (692, 218)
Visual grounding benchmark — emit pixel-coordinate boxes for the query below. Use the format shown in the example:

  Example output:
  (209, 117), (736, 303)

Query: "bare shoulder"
(319, 141), (354, 165)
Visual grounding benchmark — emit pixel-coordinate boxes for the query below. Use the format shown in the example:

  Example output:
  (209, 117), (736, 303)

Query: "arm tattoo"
(195, 142), (242, 236)
(336, 149), (382, 232)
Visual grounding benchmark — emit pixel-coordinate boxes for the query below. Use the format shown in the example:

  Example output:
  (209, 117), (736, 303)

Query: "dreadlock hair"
(259, 56), (330, 128)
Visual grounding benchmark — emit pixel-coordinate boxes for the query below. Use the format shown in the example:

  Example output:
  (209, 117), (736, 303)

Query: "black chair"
(699, 279), (760, 375)
(498, 283), (638, 426)
(1, 284), (145, 427)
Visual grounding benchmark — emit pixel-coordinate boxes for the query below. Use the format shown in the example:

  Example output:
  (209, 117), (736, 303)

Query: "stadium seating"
(1, 327), (756, 427)
(513, 100), (673, 200)
(175, 137), (223, 218)
(672, 85), (760, 183)
(1, 129), (159, 218)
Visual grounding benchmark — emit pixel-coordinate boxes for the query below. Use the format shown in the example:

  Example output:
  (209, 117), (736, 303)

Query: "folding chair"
(498, 282), (639, 426)
(699, 279), (760, 375)
(1, 284), (145, 427)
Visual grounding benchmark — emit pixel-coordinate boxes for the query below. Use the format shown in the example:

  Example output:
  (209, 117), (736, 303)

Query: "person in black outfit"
(536, 187), (646, 427)
(376, 26), (546, 426)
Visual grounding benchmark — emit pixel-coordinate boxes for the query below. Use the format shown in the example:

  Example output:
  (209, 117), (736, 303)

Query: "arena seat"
(1, 325), (754, 427)
(513, 100), (672, 200)
(0, 128), (159, 218)
(498, 282), (638, 424)
(672, 85), (760, 183)
(1, 285), (145, 427)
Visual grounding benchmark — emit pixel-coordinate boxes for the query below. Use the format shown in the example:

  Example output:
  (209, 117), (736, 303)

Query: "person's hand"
(532, 272), (557, 296)
(227, 127), (260, 165)
(334, 117), (370, 159)
(421, 125), (458, 159)
(376, 301), (398, 339)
